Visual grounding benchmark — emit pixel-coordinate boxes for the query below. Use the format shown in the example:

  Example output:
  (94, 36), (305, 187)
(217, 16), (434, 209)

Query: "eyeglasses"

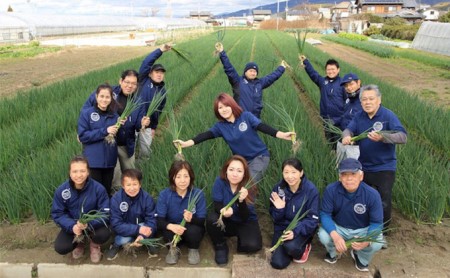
(122, 81), (138, 86)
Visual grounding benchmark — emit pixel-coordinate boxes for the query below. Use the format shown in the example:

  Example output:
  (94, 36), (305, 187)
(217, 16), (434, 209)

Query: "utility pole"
(277, 0), (280, 30)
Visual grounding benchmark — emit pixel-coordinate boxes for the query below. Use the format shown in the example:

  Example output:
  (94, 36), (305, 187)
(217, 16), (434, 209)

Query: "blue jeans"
(114, 223), (147, 247)
(248, 155), (269, 184)
(318, 225), (383, 266)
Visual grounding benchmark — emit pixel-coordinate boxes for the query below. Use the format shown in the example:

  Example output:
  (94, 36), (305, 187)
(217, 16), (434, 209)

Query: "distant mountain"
(217, 0), (448, 17)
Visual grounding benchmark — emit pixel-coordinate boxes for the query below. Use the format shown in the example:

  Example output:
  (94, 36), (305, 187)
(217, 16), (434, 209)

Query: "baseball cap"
(150, 64), (166, 72)
(338, 158), (362, 173)
(340, 73), (359, 85)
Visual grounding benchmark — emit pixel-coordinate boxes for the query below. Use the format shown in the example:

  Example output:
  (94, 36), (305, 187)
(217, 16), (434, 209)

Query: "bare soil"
(1, 39), (449, 277)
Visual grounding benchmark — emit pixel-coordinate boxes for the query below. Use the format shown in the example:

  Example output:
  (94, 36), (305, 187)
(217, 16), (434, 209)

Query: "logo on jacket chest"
(239, 121), (248, 132)
(373, 121), (383, 132)
(277, 187), (285, 198)
(120, 202), (129, 212)
(62, 189), (71, 200)
(90, 112), (100, 122)
(354, 203), (366, 214)
(191, 205), (196, 215)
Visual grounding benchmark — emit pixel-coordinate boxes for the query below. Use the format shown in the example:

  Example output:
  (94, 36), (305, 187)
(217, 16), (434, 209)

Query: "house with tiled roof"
(355, 0), (403, 15)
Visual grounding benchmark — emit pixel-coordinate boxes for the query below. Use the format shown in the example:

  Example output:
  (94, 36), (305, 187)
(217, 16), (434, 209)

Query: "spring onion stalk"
(105, 93), (143, 144)
(140, 91), (166, 132)
(266, 103), (301, 154)
(214, 25), (226, 56)
(215, 178), (257, 231)
(171, 45), (193, 65)
(344, 226), (389, 249)
(295, 30), (308, 67)
(168, 188), (205, 257)
(124, 237), (165, 257)
(269, 198), (309, 252)
(168, 110), (184, 161)
(73, 199), (109, 243)
(322, 118), (395, 143)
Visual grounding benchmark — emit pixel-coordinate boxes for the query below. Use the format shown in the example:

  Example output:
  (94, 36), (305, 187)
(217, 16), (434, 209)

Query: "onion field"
(0, 30), (448, 226)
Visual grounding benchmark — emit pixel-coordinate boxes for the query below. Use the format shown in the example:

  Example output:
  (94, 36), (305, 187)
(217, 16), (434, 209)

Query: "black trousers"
(323, 122), (340, 150)
(54, 226), (111, 255)
(270, 230), (314, 269)
(364, 170), (396, 228)
(206, 211), (262, 253)
(90, 168), (114, 195)
(161, 223), (205, 249)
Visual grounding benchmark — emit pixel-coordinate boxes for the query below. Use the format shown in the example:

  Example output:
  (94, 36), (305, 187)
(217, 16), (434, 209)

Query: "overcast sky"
(2, 0), (281, 17)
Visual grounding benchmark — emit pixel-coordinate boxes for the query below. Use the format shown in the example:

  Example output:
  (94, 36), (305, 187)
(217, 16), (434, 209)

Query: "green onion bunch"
(105, 93), (143, 144)
(215, 179), (256, 231)
(73, 206), (109, 243)
(141, 90), (166, 132)
(269, 198), (309, 253)
(267, 103), (301, 154)
(167, 110), (184, 161)
(168, 188), (205, 258)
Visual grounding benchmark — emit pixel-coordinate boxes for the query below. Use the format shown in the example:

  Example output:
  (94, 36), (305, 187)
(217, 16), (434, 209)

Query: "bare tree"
(151, 7), (160, 17)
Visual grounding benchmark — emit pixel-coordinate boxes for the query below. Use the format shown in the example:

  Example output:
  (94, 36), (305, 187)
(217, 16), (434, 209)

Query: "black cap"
(150, 64), (166, 72)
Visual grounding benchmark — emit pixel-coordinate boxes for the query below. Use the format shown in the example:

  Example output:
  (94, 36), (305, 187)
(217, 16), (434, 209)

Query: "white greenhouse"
(0, 12), (208, 43)
(411, 21), (450, 56)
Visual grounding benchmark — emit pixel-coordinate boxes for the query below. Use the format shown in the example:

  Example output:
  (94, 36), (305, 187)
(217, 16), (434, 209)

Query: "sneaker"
(72, 243), (85, 259)
(188, 248), (200, 265)
(105, 244), (120, 261)
(351, 249), (369, 272)
(324, 252), (338, 264)
(381, 241), (388, 249)
(165, 250), (179, 265)
(294, 243), (312, 264)
(90, 242), (102, 263)
(214, 242), (229, 265)
(147, 245), (159, 257)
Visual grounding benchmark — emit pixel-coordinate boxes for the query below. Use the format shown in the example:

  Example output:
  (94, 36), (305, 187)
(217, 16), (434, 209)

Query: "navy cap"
(338, 158), (362, 173)
(340, 73), (359, 85)
(150, 64), (166, 72)
(244, 62), (258, 74)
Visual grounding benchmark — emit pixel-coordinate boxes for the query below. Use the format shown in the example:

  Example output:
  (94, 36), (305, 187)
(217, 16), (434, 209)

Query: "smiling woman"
(173, 93), (294, 183)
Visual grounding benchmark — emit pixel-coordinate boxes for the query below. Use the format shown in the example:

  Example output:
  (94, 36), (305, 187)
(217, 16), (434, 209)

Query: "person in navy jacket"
(78, 83), (125, 195)
(105, 169), (157, 260)
(51, 155), (111, 263)
(137, 44), (171, 159)
(342, 84), (407, 231)
(336, 73), (363, 162)
(206, 155), (262, 265)
(269, 158), (319, 269)
(173, 93), (294, 183)
(157, 160), (206, 265)
(81, 70), (150, 175)
(300, 55), (346, 149)
(318, 158), (384, 272)
(215, 42), (287, 118)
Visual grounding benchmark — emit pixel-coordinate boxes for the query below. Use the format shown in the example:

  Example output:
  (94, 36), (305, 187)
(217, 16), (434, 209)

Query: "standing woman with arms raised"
(78, 83), (125, 195)
(51, 156), (110, 263)
(269, 158), (319, 269)
(206, 155), (262, 265)
(173, 93), (294, 183)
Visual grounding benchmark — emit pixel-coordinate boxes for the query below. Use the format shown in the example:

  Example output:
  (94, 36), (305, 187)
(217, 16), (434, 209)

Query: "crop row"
(266, 30), (449, 223)
(0, 31), (244, 223)
(0, 30), (447, 225)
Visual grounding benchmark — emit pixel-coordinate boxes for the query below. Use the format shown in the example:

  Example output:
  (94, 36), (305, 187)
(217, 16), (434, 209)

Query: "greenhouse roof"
(412, 21), (450, 56)
(0, 12), (206, 29)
